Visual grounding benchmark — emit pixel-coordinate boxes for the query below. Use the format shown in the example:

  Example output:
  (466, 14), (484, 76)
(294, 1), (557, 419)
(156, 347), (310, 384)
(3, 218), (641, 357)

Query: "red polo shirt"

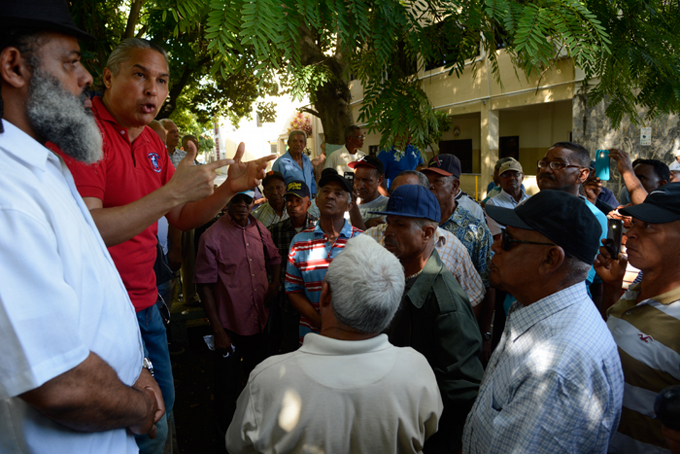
(55, 96), (175, 312)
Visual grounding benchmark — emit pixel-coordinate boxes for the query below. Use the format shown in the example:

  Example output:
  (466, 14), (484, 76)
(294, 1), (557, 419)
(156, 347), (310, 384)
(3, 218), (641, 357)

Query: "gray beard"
(25, 68), (103, 164)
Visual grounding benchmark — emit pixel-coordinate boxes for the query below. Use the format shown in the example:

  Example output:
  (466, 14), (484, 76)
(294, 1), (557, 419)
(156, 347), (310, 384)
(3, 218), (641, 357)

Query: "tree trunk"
(122, 0), (144, 40)
(313, 78), (353, 145)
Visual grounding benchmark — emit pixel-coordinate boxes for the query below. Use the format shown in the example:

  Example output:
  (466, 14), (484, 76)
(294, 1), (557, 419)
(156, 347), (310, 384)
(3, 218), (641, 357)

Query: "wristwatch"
(142, 357), (155, 377)
(483, 332), (492, 341)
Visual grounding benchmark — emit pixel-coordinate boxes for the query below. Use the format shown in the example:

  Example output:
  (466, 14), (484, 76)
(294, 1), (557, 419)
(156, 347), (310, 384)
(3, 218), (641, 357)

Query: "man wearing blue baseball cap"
(463, 190), (623, 454)
(595, 183), (680, 453)
(194, 190), (282, 441)
(372, 184), (484, 453)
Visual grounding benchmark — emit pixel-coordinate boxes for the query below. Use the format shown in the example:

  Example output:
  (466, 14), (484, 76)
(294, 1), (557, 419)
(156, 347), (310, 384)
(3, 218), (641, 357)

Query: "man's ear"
(577, 167), (590, 185)
(0, 47), (32, 90)
(422, 224), (436, 243)
(539, 246), (567, 275)
(102, 67), (113, 90)
(451, 178), (461, 195)
(319, 281), (332, 310)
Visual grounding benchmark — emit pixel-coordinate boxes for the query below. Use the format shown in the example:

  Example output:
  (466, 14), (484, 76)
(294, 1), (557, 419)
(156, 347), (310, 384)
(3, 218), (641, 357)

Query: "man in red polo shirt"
(57, 38), (273, 454)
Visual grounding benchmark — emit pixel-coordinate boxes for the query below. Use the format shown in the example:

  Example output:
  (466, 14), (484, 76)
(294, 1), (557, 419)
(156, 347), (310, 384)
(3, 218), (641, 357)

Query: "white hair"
(325, 235), (405, 333)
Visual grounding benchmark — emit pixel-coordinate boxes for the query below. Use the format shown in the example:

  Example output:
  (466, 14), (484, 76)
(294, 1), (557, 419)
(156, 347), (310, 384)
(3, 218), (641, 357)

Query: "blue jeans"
(134, 303), (174, 454)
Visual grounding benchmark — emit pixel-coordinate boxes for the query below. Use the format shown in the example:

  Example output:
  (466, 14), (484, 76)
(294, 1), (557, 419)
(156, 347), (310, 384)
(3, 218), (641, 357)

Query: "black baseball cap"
(371, 185), (440, 223)
(348, 155), (385, 175)
(319, 168), (352, 194)
(0, 0), (95, 41)
(262, 171), (286, 187)
(486, 190), (602, 264)
(422, 154), (462, 179)
(620, 183), (680, 223)
(284, 180), (310, 199)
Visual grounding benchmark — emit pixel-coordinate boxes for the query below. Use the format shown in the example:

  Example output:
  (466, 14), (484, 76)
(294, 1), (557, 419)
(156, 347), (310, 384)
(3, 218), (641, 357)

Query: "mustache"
(384, 238), (398, 247)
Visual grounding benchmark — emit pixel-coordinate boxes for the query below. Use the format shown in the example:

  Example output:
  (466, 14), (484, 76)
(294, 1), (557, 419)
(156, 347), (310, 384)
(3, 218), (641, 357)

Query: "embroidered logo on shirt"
(638, 333), (654, 343)
(148, 152), (162, 173)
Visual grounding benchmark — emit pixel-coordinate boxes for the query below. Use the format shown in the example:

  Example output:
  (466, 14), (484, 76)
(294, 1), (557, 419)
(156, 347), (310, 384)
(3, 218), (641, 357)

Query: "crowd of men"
(1, 2), (680, 454)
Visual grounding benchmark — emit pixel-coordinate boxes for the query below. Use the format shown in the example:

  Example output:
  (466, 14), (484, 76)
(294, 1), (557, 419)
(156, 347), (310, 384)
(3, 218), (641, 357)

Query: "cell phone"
(344, 171), (354, 189)
(605, 218), (623, 257)
(595, 149), (610, 181)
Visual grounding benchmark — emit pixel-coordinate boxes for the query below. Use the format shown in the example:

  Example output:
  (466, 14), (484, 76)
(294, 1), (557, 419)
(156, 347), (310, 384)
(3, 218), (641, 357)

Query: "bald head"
(148, 120), (166, 144)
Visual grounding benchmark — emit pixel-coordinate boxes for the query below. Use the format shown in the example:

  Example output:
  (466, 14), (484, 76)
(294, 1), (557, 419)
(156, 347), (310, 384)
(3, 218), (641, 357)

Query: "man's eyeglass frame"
(500, 229), (572, 258)
(536, 160), (583, 171)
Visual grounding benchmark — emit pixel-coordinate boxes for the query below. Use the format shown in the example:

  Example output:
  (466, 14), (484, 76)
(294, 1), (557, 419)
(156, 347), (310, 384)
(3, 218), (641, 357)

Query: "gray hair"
(325, 235), (404, 333)
(288, 129), (307, 141)
(344, 125), (360, 139)
(158, 118), (175, 129)
(106, 38), (169, 76)
(562, 256), (591, 285)
(394, 170), (430, 189)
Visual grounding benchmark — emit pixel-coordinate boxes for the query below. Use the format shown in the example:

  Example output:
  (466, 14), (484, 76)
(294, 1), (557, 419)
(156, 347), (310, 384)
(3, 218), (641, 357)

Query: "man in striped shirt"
(285, 172), (362, 343)
(596, 183), (680, 454)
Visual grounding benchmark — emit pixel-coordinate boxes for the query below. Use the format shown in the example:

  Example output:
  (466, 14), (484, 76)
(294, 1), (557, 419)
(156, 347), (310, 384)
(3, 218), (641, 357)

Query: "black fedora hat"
(0, 0), (95, 41)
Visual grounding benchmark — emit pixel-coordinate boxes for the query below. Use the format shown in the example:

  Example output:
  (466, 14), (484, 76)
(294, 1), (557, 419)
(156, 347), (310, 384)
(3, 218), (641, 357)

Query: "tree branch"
(123, 0), (144, 40)
(299, 107), (320, 117)
(135, 23), (149, 39)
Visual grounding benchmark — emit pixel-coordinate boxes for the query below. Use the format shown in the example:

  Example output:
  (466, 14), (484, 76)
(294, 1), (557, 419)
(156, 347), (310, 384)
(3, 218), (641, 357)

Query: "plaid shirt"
(463, 283), (624, 454)
(440, 205), (493, 287)
(253, 202), (289, 228)
(268, 214), (319, 293)
(364, 224), (485, 306)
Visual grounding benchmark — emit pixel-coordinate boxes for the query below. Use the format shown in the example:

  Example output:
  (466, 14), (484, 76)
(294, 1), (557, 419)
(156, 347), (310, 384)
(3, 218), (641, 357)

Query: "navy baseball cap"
(422, 154), (462, 179)
(348, 155), (385, 175)
(486, 190), (602, 264)
(284, 180), (310, 199)
(371, 184), (441, 223)
(262, 171), (286, 187)
(319, 168), (352, 193)
(620, 183), (680, 223)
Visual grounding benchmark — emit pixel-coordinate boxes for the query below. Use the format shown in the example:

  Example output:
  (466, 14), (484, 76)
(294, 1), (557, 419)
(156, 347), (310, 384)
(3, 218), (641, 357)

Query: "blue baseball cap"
(236, 190), (255, 199)
(370, 184), (441, 222)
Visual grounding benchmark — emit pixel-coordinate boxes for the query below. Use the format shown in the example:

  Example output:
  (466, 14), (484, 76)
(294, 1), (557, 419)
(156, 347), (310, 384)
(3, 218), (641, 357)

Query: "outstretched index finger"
(205, 158), (234, 171)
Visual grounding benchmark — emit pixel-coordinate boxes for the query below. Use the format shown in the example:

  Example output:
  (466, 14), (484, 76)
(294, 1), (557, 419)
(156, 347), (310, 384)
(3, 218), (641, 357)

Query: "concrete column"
(480, 104), (499, 199)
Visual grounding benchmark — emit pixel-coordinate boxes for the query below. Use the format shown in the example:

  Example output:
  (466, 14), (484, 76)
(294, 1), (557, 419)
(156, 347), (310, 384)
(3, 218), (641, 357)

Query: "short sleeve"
(0, 209), (89, 398)
(49, 143), (108, 200)
(284, 238), (305, 294)
(193, 230), (219, 284)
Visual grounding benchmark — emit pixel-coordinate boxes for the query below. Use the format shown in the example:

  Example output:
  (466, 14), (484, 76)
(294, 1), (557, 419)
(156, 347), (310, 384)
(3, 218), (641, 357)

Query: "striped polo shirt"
(285, 220), (362, 342)
(607, 283), (680, 454)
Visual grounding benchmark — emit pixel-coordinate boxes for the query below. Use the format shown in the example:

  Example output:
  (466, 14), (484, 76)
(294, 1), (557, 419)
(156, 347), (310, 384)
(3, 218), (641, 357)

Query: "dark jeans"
(214, 329), (265, 452)
(134, 303), (174, 454)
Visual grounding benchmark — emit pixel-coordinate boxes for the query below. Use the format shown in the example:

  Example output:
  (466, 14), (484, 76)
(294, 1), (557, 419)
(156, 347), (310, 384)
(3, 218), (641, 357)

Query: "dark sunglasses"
(500, 229), (557, 251)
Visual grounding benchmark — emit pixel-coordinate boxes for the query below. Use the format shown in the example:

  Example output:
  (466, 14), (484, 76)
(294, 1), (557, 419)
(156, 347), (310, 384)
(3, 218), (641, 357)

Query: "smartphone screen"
(606, 218), (623, 257)
(595, 149), (610, 181)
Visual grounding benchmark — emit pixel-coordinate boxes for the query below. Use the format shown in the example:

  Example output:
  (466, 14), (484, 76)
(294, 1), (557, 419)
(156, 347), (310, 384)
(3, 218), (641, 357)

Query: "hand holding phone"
(595, 149), (610, 181)
(605, 218), (623, 258)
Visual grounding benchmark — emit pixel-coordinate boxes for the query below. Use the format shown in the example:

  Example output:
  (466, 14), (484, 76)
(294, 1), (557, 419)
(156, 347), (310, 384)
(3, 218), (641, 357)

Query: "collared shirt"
(168, 147), (186, 168)
(387, 249), (483, 452)
(285, 220), (362, 340)
(455, 191), (486, 223)
(269, 213), (320, 291)
(324, 145), (365, 174)
(484, 188), (531, 236)
(252, 201), (289, 228)
(0, 120), (142, 453)
(440, 205), (493, 287)
(55, 96), (175, 312)
(607, 283), (680, 454)
(364, 224), (485, 306)
(194, 213), (281, 336)
(226, 333), (442, 454)
(377, 145), (425, 189)
(272, 150), (317, 195)
(463, 283), (624, 454)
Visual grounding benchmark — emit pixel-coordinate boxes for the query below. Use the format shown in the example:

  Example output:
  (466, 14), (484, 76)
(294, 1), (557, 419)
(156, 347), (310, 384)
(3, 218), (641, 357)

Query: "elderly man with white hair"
(226, 234), (443, 454)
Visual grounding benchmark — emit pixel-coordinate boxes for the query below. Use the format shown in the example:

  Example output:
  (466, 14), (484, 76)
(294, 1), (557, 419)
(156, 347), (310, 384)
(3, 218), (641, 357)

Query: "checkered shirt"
(253, 202), (290, 228)
(440, 205), (492, 287)
(268, 214), (319, 292)
(463, 282), (624, 454)
(168, 147), (186, 168)
(364, 224), (485, 306)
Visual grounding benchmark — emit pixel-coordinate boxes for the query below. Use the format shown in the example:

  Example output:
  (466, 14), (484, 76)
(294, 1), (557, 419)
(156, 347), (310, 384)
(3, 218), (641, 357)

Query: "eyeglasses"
(500, 171), (522, 179)
(351, 135), (365, 140)
(537, 160), (582, 171)
(500, 229), (558, 251)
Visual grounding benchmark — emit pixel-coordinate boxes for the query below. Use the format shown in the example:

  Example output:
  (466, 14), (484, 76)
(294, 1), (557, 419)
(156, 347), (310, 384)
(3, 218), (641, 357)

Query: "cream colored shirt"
(324, 145), (365, 174)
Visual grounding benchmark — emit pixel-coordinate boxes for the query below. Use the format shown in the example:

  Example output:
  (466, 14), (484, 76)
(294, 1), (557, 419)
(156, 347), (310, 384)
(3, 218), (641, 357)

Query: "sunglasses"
(500, 229), (557, 251)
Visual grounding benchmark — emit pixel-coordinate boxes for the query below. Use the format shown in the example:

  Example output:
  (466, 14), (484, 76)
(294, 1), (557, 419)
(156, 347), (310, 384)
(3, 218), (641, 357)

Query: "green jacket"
(405, 249), (484, 453)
